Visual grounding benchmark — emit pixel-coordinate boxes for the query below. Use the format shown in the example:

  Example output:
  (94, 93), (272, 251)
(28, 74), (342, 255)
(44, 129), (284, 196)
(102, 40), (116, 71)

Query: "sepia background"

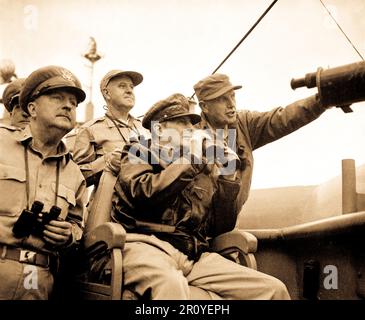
(1, 0), (364, 189)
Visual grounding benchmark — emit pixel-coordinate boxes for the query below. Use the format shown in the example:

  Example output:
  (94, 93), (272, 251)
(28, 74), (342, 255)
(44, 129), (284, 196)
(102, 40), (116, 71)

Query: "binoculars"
(12, 201), (61, 238)
(204, 140), (243, 171)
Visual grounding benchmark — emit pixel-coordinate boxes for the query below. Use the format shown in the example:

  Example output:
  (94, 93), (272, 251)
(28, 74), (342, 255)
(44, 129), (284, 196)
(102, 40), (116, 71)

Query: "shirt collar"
(105, 112), (136, 128)
(16, 126), (72, 162)
(198, 113), (233, 141)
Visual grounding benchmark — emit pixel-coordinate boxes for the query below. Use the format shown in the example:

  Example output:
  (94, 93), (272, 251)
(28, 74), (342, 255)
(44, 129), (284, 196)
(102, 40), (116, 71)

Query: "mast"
(83, 37), (102, 122)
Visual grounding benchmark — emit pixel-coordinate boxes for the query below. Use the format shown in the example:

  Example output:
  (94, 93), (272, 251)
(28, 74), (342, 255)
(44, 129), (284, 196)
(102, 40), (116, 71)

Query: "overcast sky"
(1, 0), (364, 189)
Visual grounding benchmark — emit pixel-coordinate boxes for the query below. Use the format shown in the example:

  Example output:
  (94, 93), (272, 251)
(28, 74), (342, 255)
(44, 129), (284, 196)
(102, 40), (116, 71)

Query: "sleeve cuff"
(62, 222), (83, 250)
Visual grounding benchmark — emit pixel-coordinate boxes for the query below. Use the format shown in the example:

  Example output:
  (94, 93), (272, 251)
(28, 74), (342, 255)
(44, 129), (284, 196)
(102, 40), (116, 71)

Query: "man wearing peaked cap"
(99, 69), (143, 91)
(194, 73), (242, 103)
(73, 69), (149, 193)
(1, 78), (30, 129)
(141, 93), (201, 160)
(107, 92), (289, 300)
(190, 72), (335, 299)
(142, 93), (201, 130)
(194, 73), (331, 215)
(19, 65), (85, 113)
(0, 65), (87, 299)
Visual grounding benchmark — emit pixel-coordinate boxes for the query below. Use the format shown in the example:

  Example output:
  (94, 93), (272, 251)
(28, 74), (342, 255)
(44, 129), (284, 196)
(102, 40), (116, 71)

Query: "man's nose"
(227, 97), (236, 109)
(63, 103), (72, 110)
(125, 85), (133, 93)
(63, 97), (76, 110)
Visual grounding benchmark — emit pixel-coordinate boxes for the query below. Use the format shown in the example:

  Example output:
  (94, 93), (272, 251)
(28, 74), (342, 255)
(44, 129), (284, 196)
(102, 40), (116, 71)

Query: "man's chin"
(54, 119), (75, 133)
(122, 99), (135, 107)
(219, 116), (236, 128)
(228, 114), (237, 124)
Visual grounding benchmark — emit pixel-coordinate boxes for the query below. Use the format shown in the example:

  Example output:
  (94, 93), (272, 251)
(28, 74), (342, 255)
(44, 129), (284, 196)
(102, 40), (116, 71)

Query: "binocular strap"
(105, 112), (141, 142)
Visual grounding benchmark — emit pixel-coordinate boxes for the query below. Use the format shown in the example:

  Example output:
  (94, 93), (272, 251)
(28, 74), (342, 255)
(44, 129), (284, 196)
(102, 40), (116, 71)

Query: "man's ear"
(102, 88), (110, 101)
(27, 102), (37, 118)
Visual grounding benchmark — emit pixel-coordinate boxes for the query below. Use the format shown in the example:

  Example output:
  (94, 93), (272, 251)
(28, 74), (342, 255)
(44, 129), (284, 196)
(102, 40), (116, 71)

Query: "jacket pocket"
(0, 164), (26, 216)
(51, 182), (76, 219)
(185, 182), (213, 228)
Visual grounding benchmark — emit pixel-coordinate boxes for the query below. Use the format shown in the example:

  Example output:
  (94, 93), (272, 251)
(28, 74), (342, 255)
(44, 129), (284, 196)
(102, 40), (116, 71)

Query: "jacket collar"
(16, 126), (72, 162)
(197, 114), (231, 141)
(105, 112), (137, 128)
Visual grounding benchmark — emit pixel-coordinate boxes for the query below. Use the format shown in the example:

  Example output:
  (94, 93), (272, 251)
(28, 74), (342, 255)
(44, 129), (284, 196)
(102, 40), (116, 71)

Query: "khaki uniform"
(112, 94), (326, 299)
(112, 141), (289, 299)
(113, 145), (241, 259)
(0, 125), (87, 299)
(198, 94), (327, 214)
(73, 113), (150, 186)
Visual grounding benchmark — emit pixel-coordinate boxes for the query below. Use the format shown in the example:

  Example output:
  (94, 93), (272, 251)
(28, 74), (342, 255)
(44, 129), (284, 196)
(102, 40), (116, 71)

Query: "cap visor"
(42, 85), (86, 103)
(7, 94), (20, 111)
(105, 71), (143, 87)
(142, 112), (201, 130)
(161, 113), (201, 125)
(123, 71), (143, 86)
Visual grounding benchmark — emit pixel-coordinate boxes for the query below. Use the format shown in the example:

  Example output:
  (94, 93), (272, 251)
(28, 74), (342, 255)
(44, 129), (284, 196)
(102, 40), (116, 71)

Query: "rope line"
(319, 0), (364, 60)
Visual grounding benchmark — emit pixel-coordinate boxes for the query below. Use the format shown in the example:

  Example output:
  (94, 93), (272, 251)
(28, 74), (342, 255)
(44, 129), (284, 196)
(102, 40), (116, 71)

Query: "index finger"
(47, 219), (71, 229)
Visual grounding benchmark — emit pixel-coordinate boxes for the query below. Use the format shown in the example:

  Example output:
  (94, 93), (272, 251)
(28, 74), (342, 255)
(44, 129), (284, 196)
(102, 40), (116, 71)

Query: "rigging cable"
(319, 0), (364, 61)
(191, 0), (279, 98)
(212, 0), (278, 74)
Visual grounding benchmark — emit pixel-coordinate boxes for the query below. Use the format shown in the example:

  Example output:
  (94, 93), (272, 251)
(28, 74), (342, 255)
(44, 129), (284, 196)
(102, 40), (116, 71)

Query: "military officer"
(110, 93), (290, 300)
(0, 65), (87, 299)
(193, 73), (331, 214)
(2, 78), (30, 129)
(73, 69), (150, 188)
